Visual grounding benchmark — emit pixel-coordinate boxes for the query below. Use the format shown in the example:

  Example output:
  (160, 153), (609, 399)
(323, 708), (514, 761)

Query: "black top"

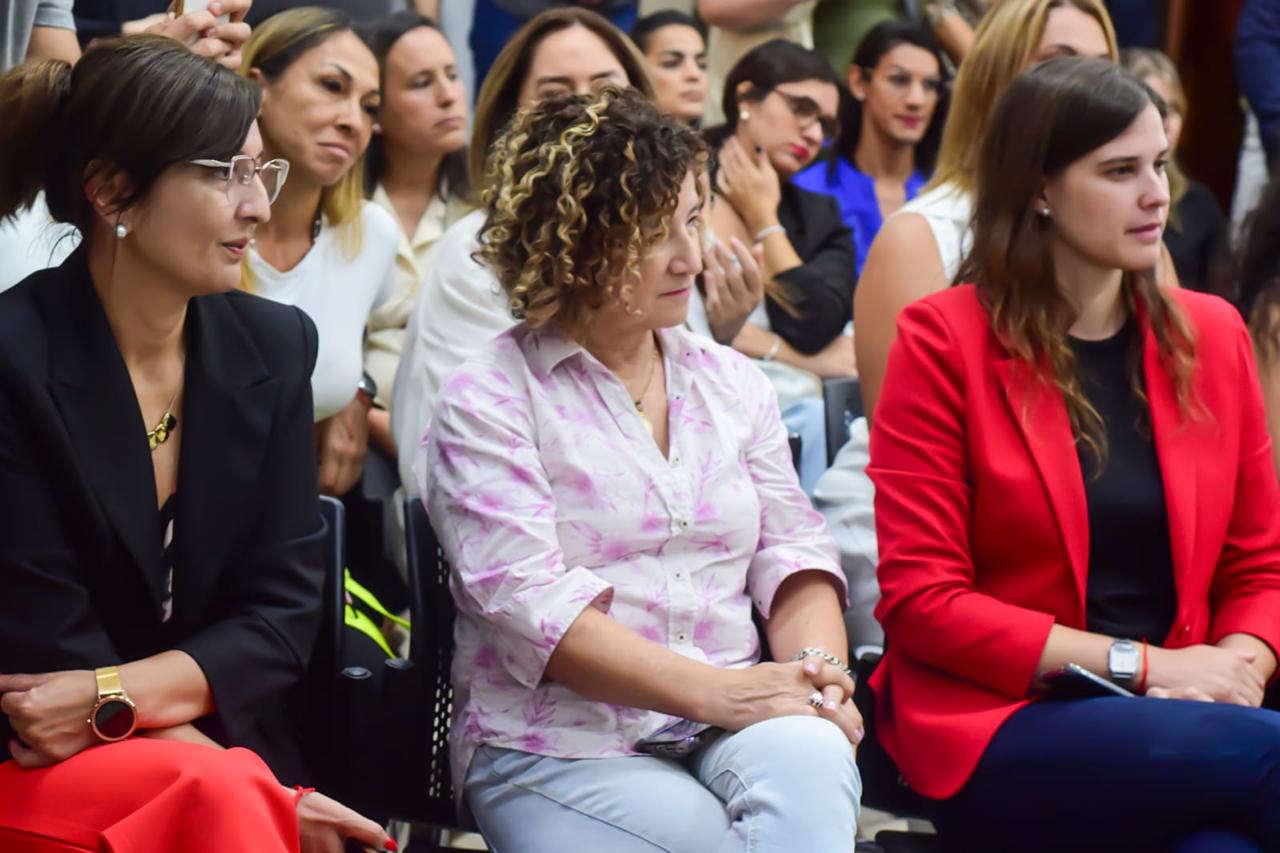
(1163, 181), (1228, 293)
(767, 182), (858, 354)
(0, 247), (324, 781)
(1072, 320), (1177, 643)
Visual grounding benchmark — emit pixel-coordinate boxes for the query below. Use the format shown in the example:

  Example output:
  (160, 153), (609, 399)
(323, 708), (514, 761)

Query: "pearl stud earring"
(115, 223), (128, 239)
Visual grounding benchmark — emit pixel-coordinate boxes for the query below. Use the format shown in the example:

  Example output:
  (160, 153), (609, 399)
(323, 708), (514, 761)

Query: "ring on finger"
(808, 691), (824, 710)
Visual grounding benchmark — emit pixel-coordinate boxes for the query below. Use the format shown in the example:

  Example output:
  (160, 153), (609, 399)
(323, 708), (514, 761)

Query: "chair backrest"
(822, 377), (864, 466)
(788, 432), (802, 474)
(852, 652), (934, 819)
(316, 496), (346, 696)
(402, 496), (458, 826)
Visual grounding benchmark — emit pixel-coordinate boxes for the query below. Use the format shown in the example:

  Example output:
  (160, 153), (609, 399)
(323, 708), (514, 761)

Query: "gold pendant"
(638, 411), (654, 436)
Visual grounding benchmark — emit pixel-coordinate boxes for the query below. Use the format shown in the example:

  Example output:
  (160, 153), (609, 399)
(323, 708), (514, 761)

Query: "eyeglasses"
(189, 155), (290, 205)
(772, 90), (840, 144)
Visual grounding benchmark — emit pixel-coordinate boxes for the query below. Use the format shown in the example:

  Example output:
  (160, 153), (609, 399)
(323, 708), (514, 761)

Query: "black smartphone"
(634, 726), (722, 758)
(1042, 662), (1136, 700)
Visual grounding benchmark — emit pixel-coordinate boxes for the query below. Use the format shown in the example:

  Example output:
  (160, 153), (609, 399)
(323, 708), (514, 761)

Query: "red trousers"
(0, 738), (300, 851)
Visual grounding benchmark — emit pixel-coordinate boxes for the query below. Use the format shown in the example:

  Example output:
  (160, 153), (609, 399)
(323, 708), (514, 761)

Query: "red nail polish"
(384, 839), (399, 852)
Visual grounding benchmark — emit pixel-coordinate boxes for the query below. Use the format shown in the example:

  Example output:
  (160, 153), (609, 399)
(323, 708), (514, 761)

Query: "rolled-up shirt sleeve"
(739, 361), (846, 617)
(422, 362), (614, 689)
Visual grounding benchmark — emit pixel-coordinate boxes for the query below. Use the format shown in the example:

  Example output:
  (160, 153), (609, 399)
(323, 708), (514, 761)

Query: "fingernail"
(209, 0), (223, 11)
(803, 661), (818, 674)
(853, 727), (864, 743)
(205, 27), (217, 37)
(824, 700), (838, 712)
(385, 840), (399, 852)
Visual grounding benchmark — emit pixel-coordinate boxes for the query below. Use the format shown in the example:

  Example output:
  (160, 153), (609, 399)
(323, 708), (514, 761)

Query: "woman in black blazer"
(0, 36), (391, 853)
(704, 38), (856, 491)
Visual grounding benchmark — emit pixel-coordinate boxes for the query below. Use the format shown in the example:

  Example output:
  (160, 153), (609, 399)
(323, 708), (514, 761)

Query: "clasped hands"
(1143, 637), (1270, 707)
(704, 656), (864, 750)
(0, 669), (99, 769)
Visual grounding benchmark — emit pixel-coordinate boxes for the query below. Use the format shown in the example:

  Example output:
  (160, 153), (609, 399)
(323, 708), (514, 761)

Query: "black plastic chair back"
(402, 496), (458, 828)
(823, 377), (864, 466)
(853, 652), (936, 819)
(788, 432), (802, 474)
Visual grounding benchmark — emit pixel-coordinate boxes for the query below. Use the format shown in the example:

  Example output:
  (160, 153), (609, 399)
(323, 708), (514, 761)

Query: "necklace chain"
(146, 388), (181, 452)
(633, 336), (662, 436)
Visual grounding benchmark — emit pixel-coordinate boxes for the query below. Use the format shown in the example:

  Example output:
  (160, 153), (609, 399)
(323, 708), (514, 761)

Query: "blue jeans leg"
(930, 697), (1280, 852)
(781, 397), (827, 495)
(688, 715), (861, 853)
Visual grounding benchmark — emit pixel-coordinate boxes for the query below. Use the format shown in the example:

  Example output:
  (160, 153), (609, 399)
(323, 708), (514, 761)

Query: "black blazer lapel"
(39, 251), (168, 613)
(171, 294), (279, 625)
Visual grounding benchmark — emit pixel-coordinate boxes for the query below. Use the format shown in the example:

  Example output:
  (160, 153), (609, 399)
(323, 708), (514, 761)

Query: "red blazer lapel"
(995, 357), (1090, 616)
(1142, 322), (1196, 614)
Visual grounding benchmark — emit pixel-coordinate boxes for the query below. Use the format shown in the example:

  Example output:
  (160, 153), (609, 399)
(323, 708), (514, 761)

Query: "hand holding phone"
(1041, 663), (1135, 700)
(174, 0), (231, 25)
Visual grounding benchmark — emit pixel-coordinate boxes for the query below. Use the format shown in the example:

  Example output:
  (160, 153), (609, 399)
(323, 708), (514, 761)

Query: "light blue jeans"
(464, 715), (861, 853)
(782, 397), (828, 495)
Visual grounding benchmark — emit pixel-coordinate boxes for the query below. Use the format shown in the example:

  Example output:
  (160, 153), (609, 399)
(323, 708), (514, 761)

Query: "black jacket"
(766, 182), (857, 355)
(0, 248), (324, 777)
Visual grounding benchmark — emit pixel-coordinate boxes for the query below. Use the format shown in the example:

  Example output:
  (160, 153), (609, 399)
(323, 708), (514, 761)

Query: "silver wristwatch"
(1107, 639), (1140, 687)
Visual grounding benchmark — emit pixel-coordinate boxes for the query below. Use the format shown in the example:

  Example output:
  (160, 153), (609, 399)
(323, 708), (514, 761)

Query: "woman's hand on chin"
(0, 670), (99, 768)
(294, 788), (398, 852)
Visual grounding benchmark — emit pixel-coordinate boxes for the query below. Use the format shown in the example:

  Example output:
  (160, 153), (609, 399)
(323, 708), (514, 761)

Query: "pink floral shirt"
(418, 324), (844, 792)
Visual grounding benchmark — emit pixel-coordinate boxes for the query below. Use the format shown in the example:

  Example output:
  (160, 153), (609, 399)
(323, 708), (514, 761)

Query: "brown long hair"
(468, 8), (653, 192)
(959, 57), (1196, 471)
(928, 0), (1117, 195)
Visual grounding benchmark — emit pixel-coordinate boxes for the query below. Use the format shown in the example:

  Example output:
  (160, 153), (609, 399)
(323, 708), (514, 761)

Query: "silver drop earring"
(115, 222), (128, 239)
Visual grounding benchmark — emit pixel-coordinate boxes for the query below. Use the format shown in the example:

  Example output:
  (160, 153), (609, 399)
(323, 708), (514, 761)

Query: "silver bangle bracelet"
(791, 647), (853, 676)
(754, 224), (786, 244)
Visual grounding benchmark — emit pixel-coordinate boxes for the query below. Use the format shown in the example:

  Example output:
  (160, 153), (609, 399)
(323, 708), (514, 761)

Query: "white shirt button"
(676, 631), (689, 643)
(673, 570), (684, 581)
(679, 519), (690, 529)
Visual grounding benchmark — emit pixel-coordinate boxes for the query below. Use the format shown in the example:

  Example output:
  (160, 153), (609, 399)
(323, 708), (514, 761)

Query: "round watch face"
(93, 698), (136, 740)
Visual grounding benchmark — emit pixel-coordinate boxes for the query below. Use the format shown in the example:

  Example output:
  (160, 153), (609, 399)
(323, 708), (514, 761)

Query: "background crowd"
(5, 0), (1280, 851)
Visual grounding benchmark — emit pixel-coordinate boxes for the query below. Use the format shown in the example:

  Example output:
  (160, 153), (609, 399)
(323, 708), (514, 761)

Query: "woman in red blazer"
(869, 58), (1280, 851)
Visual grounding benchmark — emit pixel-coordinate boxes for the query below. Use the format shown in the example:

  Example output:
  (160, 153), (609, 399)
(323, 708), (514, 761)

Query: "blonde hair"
(238, 7), (367, 288)
(928, 0), (1117, 194)
(1120, 47), (1189, 225)
(476, 88), (706, 341)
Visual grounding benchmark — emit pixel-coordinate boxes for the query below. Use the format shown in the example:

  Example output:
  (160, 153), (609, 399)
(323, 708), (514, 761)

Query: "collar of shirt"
(372, 183), (449, 267)
(521, 323), (709, 382)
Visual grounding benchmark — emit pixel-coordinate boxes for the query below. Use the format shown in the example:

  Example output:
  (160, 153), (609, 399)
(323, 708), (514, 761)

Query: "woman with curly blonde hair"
(420, 88), (862, 851)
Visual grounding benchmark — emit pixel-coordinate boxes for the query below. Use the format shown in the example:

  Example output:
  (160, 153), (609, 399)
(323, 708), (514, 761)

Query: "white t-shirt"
(391, 208), (513, 493)
(249, 201), (398, 421)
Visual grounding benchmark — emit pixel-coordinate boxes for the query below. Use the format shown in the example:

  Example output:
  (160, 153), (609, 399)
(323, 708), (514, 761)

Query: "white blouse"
(249, 202), (398, 421)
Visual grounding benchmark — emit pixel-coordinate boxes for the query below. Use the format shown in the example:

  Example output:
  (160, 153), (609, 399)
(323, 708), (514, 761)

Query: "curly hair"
(476, 87), (708, 339)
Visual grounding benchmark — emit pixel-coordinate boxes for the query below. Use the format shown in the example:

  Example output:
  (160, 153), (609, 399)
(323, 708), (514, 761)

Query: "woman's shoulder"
(434, 327), (531, 408)
(215, 291), (317, 376)
(1166, 286), (1247, 340)
(358, 200), (402, 253)
(894, 284), (991, 352)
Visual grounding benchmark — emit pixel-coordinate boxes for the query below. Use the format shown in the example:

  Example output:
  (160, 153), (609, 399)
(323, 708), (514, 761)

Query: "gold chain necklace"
(633, 337), (662, 436)
(146, 389), (181, 451)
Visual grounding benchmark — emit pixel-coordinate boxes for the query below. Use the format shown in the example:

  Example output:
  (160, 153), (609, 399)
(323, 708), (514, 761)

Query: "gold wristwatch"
(87, 666), (138, 742)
